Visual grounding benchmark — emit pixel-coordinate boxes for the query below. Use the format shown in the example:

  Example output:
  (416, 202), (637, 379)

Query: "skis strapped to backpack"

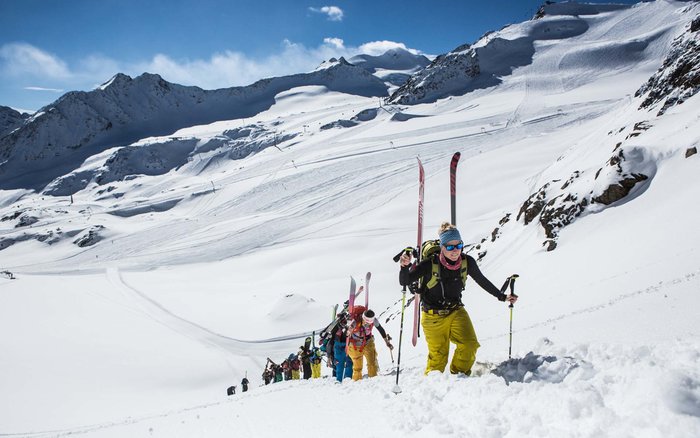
(364, 271), (371, 308)
(346, 276), (357, 355)
(411, 158), (425, 346)
(319, 282), (363, 341)
(412, 153), (461, 346)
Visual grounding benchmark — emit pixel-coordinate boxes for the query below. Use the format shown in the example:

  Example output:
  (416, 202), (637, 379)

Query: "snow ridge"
(0, 65), (387, 192)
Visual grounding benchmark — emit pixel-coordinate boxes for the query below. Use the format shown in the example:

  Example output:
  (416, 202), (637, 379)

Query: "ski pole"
(507, 274), (519, 359)
(393, 285), (408, 394)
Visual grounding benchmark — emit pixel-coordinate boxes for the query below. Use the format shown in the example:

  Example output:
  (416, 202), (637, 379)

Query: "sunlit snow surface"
(1, 2), (699, 437)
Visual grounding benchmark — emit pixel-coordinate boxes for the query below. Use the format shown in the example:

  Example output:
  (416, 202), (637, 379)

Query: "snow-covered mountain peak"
(349, 47), (430, 73)
(389, 0), (693, 105)
(315, 56), (352, 71)
(0, 62), (387, 192)
(533, 0), (632, 20)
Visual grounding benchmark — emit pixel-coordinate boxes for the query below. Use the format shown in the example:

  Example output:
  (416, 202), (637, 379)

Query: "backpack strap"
(425, 255), (468, 290)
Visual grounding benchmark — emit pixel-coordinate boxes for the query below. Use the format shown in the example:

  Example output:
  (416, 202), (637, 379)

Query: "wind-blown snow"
(1, 1), (700, 437)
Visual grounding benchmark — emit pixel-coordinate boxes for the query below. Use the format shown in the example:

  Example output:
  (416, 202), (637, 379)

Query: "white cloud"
(309, 6), (344, 21)
(0, 43), (71, 79)
(358, 41), (423, 56)
(0, 39), (424, 98)
(323, 38), (345, 49)
(23, 86), (64, 92)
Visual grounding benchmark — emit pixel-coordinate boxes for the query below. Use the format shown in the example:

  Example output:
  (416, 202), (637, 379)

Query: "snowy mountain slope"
(0, 63), (388, 192)
(388, 1), (685, 105)
(349, 47), (432, 87)
(1, 1), (700, 437)
(0, 105), (29, 138)
(349, 48), (431, 73)
(637, 13), (700, 115)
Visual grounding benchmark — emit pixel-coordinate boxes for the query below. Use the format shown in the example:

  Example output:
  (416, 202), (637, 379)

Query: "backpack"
(419, 239), (468, 291)
(347, 305), (373, 351)
(349, 305), (367, 322)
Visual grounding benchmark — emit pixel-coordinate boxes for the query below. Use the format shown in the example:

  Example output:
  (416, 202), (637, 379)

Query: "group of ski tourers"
(254, 153), (519, 391)
(259, 304), (394, 385)
(262, 336), (325, 384)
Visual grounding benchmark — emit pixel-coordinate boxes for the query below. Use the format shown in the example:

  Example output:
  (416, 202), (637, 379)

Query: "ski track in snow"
(480, 267), (700, 343)
(107, 268), (322, 350)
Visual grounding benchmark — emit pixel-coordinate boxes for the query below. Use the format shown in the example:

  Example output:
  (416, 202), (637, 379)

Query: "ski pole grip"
(508, 274), (519, 308)
(509, 274), (519, 296)
(500, 277), (511, 293)
(393, 247), (414, 263)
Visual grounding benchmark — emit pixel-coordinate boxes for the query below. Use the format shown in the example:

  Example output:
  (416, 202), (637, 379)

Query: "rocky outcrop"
(73, 225), (105, 248)
(636, 15), (700, 115)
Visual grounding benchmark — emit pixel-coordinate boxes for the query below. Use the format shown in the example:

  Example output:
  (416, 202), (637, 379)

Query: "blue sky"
(0, 0), (640, 111)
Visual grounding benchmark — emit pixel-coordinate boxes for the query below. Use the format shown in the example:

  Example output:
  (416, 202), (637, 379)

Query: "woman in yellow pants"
(399, 222), (517, 375)
(347, 308), (393, 380)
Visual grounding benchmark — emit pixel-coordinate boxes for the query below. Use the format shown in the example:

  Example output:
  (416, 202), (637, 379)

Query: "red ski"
(412, 158), (425, 346)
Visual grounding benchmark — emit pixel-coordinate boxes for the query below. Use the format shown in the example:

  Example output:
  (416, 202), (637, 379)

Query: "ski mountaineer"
(299, 337), (313, 380)
(399, 222), (518, 375)
(289, 354), (301, 380)
(346, 307), (394, 381)
(241, 377), (249, 392)
(310, 347), (323, 378)
(326, 313), (353, 382)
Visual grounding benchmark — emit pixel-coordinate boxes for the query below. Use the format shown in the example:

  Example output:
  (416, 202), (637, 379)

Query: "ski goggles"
(443, 242), (464, 251)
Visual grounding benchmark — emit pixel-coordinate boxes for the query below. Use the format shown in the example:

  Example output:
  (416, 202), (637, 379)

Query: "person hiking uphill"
(399, 222), (517, 375)
(299, 337), (313, 380)
(346, 307), (393, 381)
(327, 313), (353, 382)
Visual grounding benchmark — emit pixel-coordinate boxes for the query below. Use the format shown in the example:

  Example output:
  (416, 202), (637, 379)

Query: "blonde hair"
(438, 222), (456, 235)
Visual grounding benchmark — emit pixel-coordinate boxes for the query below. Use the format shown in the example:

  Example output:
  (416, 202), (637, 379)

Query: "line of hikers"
(261, 305), (395, 385)
(227, 377), (249, 396)
(257, 221), (518, 387)
(262, 336), (324, 384)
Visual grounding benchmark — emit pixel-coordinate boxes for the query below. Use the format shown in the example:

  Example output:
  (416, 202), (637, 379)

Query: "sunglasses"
(443, 242), (464, 251)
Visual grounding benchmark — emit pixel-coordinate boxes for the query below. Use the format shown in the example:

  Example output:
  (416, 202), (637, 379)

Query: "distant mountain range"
(0, 2), (697, 200)
(0, 53), (421, 191)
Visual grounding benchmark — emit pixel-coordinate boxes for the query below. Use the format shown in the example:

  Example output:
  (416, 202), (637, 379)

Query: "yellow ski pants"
(421, 307), (480, 374)
(291, 369), (300, 380)
(347, 337), (378, 381)
(311, 362), (322, 378)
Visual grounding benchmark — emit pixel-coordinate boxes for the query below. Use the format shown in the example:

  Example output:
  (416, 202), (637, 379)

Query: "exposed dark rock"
(16, 215), (39, 228)
(633, 121), (652, 131)
(543, 240), (557, 252)
(560, 171), (581, 190)
(517, 183), (551, 225)
(592, 173), (648, 205)
(686, 147), (697, 158)
(539, 195), (587, 239)
(73, 225), (106, 247)
(499, 213), (512, 226)
(320, 119), (358, 130)
(637, 20), (700, 115)
(1, 211), (22, 222)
